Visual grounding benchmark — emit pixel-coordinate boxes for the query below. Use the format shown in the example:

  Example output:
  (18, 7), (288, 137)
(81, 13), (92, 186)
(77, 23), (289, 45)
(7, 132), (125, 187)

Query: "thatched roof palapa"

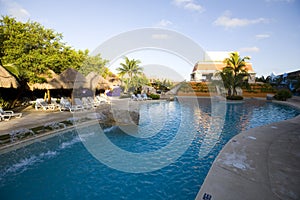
(49, 68), (87, 89)
(29, 69), (58, 90)
(85, 72), (110, 90)
(0, 65), (19, 88)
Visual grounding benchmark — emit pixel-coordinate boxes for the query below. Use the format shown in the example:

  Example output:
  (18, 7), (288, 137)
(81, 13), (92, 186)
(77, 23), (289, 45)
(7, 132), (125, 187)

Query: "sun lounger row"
(59, 97), (84, 113)
(131, 93), (152, 101)
(35, 98), (58, 110)
(34, 96), (110, 113)
(0, 107), (22, 121)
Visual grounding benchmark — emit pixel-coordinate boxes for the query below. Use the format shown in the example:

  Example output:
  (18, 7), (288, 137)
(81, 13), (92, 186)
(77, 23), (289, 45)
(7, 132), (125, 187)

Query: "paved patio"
(0, 98), (144, 136)
(196, 97), (300, 200)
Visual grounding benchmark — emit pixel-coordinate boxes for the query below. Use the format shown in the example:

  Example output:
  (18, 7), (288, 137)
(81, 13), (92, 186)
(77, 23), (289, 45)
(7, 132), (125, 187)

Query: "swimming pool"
(0, 99), (299, 200)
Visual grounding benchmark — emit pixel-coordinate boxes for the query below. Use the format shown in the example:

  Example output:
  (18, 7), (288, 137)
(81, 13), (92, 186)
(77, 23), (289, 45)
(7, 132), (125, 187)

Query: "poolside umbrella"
(85, 72), (101, 90)
(98, 76), (111, 89)
(107, 73), (121, 86)
(49, 68), (87, 103)
(85, 72), (110, 90)
(29, 69), (58, 90)
(28, 70), (58, 104)
(0, 65), (19, 88)
(49, 68), (87, 89)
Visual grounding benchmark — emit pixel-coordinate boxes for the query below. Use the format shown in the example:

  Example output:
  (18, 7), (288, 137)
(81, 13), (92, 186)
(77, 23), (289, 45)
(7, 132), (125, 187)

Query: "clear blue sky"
(1, 0), (300, 78)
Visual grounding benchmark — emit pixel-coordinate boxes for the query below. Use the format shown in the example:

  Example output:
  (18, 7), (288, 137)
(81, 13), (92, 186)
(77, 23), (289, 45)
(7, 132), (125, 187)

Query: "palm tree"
(117, 57), (143, 80)
(131, 74), (149, 93)
(215, 68), (234, 96)
(223, 52), (250, 96)
(117, 57), (143, 92)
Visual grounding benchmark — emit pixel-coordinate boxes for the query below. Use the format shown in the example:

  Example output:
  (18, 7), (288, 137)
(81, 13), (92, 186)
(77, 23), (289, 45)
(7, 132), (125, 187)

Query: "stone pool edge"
(0, 120), (101, 154)
(196, 99), (300, 200)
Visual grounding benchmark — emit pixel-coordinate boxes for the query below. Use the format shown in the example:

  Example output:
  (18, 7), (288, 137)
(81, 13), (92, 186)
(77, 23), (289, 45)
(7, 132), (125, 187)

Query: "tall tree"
(79, 53), (109, 77)
(117, 57), (143, 81)
(0, 16), (88, 83)
(222, 52), (250, 96)
(117, 57), (143, 92)
(0, 16), (92, 107)
(215, 68), (234, 96)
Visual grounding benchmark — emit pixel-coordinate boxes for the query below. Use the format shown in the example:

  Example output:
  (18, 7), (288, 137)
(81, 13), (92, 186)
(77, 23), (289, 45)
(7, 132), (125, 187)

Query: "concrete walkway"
(0, 98), (147, 136)
(0, 104), (111, 136)
(196, 97), (300, 200)
(0, 107), (72, 135)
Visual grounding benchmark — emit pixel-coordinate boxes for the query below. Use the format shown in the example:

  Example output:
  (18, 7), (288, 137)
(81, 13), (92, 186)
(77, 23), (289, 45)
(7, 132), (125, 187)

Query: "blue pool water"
(0, 99), (299, 200)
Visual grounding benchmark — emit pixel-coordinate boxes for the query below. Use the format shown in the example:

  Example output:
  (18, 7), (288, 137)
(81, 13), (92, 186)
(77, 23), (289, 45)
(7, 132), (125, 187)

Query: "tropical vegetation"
(274, 89), (292, 101)
(152, 79), (173, 93)
(116, 56), (148, 93)
(216, 52), (250, 99)
(0, 16), (109, 107)
(79, 54), (110, 77)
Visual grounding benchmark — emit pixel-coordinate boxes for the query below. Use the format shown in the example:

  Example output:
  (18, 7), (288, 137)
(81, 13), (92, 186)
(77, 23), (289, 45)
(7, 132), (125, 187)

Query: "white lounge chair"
(0, 107), (22, 121)
(59, 97), (71, 112)
(59, 97), (84, 113)
(141, 93), (152, 100)
(87, 96), (100, 107)
(35, 98), (55, 110)
(81, 97), (94, 109)
(75, 98), (93, 110)
(131, 94), (138, 101)
(95, 95), (110, 104)
(136, 94), (144, 101)
(50, 98), (61, 110)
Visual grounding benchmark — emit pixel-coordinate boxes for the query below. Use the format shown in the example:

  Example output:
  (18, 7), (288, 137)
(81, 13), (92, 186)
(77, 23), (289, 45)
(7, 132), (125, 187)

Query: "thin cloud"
(214, 11), (269, 28)
(256, 34), (270, 39)
(173, 0), (192, 5)
(173, 0), (193, 6)
(265, 0), (294, 3)
(155, 19), (173, 27)
(172, 0), (205, 13)
(1, 0), (30, 20)
(184, 2), (204, 12)
(239, 47), (260, 53)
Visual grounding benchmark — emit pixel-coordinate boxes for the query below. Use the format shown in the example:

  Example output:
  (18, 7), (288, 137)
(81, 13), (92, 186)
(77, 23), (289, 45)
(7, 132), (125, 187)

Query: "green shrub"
(274, 89), (292, 101)
(0, 97), (11, 109)
(149, 93), (160, 100)
(226, 95), (244, 100)
(119, 94), (131, 99)
(260, 83), (276, 93)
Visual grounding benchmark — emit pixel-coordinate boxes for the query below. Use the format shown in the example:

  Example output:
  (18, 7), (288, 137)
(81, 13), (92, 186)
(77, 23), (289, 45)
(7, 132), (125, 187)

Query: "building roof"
(192, 51), (255, 74)
(49, 68), (87, 89)
(85, 72), (110, 89)
(192, 62), (255, 73)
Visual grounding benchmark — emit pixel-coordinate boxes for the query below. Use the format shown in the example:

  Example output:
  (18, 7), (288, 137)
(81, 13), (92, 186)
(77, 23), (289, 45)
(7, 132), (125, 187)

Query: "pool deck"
(196, 96), (300, 200)
(0, 98), (145, 136)
(0, 107), (73, 135)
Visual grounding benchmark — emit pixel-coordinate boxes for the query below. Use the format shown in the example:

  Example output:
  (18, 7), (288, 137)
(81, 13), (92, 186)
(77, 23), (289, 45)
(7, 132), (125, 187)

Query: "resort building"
(269, 70), (300, 92)
(190, 51), (256, 83)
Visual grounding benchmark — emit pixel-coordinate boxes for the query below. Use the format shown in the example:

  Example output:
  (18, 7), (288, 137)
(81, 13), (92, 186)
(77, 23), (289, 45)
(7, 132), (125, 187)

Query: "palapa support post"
(47, 89), (51, 104)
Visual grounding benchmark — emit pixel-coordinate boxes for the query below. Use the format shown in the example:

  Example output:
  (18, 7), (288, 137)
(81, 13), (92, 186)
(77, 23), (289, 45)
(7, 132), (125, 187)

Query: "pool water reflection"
(0, 99), (299, 200)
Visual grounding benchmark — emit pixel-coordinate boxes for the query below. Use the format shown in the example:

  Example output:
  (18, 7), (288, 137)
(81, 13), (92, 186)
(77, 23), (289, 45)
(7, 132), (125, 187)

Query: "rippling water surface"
(0, 99), (299, 200)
